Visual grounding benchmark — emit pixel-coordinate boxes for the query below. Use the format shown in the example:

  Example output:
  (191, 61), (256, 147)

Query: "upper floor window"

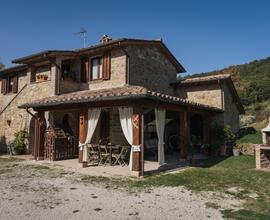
(7, 76), (14, 93)
(91, 57), (103, 80)
(1, 75), (18, 95)
(81, 52), (111, 82)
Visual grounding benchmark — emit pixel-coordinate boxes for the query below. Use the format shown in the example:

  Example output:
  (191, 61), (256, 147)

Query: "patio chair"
(88, 144), (100, 165)
(112, 146), (130, 166)
(98, 145), (110, 166)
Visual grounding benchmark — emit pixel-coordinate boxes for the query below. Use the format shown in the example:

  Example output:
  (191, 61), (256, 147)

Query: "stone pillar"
(179, 111), (188, 161)
(34, 111), (46, 160)
(132, 111), (143, 176)
(79, 110), (88, 165)
(255, 145), (261, 169)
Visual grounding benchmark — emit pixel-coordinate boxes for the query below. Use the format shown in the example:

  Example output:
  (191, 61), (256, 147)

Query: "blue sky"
(0, 0), (269, 75)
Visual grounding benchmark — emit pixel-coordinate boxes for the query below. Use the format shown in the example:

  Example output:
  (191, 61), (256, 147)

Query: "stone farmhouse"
(0, 35), (244, 176)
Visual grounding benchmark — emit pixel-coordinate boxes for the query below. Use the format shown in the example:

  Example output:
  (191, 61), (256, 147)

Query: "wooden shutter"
(81, 59), (89, 82)
(12, 75), (18, 93)
(102, 52), (111, 80)
(1, 78), (7, 94)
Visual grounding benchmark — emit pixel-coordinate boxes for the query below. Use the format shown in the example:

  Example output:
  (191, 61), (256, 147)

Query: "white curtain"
(119, 107), (134, 170)
(155, 108), (166, 165)
(79, 108), (101, 162)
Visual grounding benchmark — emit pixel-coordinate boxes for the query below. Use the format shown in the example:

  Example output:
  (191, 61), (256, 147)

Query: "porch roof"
(18, 85), (223, 113)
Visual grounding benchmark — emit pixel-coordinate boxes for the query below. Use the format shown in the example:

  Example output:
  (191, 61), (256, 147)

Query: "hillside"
(184, 57), (270, 106)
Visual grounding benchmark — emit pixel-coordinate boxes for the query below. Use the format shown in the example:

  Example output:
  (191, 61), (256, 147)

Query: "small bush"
(12, 130), (28, 154)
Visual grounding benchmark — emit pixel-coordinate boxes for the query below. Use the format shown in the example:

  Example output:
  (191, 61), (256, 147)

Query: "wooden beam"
(132, 110), (142, 176)
(79, 110), (88, 164)
(34, 111), (46, 160)
(179, 111), (188, 160)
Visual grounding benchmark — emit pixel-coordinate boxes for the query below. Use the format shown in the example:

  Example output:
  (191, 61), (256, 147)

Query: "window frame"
(1, 74), (18, 95)
(90, 56), (103, 81)
(7, 76), (14, 93)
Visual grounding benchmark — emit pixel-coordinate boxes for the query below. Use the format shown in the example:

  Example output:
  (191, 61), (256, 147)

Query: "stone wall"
(81, 49), (127, 91)
(0, 67), (55, 149)
(176, 83), (223, 109)
(175, 81), (240, 133)
(222, 83), (240, 133)
(109, 108), (128, 145)
(127, 45), (178, 95)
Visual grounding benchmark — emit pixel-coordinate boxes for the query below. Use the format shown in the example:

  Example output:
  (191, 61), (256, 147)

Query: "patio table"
(107, 144), (122, 165)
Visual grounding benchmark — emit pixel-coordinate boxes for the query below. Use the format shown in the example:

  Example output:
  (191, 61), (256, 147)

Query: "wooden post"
(132, 111), (142, 176)
(179, 111), (188, 161)
(79, 110), (88, 165)
(34, 111), (46, 160)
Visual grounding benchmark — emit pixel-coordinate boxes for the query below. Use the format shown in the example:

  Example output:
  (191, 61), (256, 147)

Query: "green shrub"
(12, 130), (28, 154)
(211, 124), (235, 150)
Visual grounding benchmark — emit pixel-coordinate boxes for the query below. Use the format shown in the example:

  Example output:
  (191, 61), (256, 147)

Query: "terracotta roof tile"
(19, 85), (223, 112)
(181, 74), (231, 84)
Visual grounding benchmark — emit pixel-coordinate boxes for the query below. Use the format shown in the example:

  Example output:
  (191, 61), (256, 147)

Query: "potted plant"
(233, 145), (241, 156)
(11, 130), (28, 155)
(36, 74), (48, 82)
(43, 75), (48, 80)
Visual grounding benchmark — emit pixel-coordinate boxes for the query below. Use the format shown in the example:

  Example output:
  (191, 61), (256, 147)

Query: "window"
(91, 57), (103, 80)
(1, 75), (18, 94)
(81, 53), (110, 82)
(7, 76), (14, 93)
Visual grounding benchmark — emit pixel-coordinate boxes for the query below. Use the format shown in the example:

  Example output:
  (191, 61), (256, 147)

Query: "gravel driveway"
(0, 158), (241, 220)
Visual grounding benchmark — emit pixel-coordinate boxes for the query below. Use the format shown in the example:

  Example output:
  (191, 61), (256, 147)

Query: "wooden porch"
(20, 86), (222, 176)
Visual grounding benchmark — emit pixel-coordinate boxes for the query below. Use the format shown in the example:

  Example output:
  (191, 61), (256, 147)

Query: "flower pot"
(36, 74), (48, 82)
(233, 149), (240, 156)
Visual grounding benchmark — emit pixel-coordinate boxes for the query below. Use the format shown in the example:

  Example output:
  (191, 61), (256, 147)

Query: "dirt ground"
(0, 157), (242, 220)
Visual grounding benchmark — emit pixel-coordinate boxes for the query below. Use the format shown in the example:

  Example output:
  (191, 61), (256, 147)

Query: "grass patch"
(1, 156), (270, 219)
(221, 209), (270, 220)
(237, 131), (262, 144)
(137, 156), (270, 219)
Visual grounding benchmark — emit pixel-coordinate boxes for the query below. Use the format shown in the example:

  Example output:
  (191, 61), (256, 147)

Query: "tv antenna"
(75, 27), (87, 48)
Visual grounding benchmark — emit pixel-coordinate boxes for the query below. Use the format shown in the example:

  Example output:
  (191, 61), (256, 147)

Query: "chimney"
(100, 34), (112, 44)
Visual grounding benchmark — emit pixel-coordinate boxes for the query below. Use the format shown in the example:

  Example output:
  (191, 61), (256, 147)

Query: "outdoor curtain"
(79, 108), (101, 162)
(118, 107), (134, 170)
(155, 108), (166, 165)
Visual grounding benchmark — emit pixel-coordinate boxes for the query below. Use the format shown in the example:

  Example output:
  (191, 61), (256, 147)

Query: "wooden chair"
(112, 146), (130, 166)
(88, 144), (100, 165)
(98, 145), (110, 165)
